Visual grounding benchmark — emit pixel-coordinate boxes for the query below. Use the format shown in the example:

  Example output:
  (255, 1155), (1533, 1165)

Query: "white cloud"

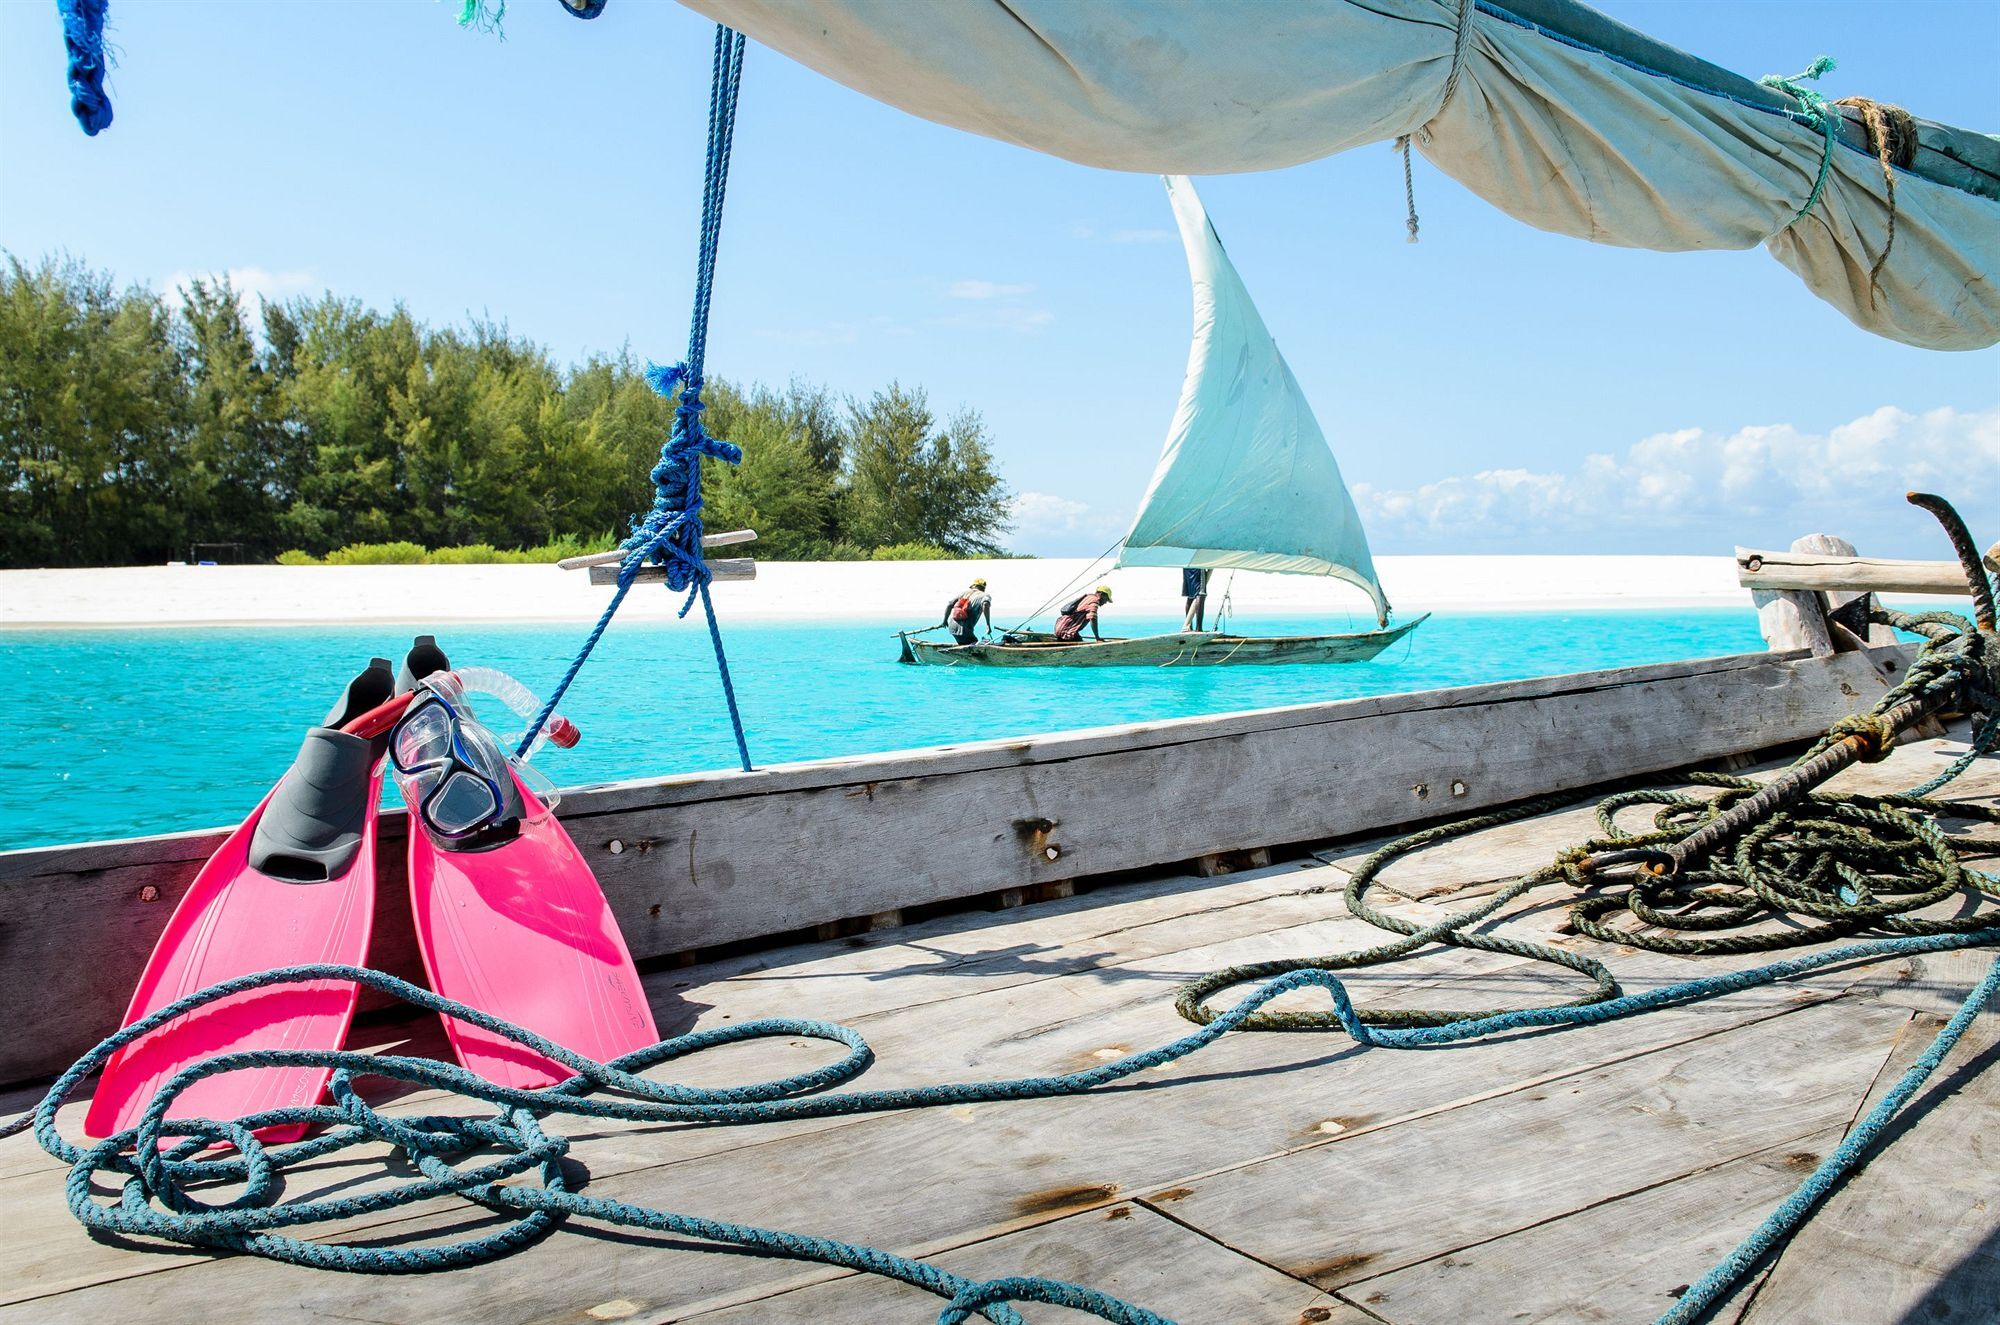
(1012, 491), (1091, 531)
(947, 279), (1035, 300)
(1110, 228), (1174, 244)
(1010, 492), (1130, 546)
(1352, 405), (2000, 552)
(162, 266), (320, 311)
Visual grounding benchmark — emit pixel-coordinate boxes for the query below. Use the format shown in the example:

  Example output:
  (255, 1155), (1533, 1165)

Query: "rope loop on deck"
(36, 939), (1999, 1323)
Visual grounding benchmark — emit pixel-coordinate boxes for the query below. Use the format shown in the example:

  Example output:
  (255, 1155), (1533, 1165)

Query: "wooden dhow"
(901, 177), (1421, 668)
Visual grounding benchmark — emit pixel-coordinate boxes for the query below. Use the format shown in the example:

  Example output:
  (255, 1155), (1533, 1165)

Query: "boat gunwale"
(0, 641), (1897, 874)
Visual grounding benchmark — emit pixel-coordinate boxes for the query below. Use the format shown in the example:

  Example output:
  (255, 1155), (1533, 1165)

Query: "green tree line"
(0, 255), (1014, 568)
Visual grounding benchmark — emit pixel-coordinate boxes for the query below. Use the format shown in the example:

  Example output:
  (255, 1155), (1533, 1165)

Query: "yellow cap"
(1095, 583), (1113, 601)
(971, 578), (987, 589)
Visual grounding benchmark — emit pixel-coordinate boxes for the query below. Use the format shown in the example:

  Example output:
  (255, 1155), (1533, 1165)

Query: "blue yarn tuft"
(642, 360), (685, 395)
(56, 0), (113, 135)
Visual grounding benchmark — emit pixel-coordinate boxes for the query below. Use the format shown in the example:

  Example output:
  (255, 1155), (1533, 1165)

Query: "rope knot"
(625, 359), (743, 605)
(1828, 712), (1896, 762)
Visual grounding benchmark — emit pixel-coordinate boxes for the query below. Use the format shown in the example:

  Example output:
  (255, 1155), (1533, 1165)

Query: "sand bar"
(0, 555), (1760, 629)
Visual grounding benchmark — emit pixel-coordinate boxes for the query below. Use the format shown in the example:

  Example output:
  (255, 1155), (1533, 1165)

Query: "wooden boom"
(1735, 547), (1972, 596)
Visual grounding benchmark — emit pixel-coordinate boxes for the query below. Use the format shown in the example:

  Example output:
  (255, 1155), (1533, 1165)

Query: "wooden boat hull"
(901, 615), (1428, 667)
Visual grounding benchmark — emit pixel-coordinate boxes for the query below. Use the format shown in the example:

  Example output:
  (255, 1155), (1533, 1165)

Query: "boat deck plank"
(677, 1204), (1364, 1325)
(0, 725), (1991, 1324)
(1736, 1010), (2000, 1324)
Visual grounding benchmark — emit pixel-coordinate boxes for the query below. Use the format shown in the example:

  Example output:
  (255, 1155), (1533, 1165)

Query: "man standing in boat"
(1181, 566), (1212, 631)
(1053, 584), (1112, 642)
(941, 577), (992, 646)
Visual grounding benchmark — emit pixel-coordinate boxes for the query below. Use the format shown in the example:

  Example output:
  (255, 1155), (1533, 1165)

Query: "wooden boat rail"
(0, 639), (1917, 1085)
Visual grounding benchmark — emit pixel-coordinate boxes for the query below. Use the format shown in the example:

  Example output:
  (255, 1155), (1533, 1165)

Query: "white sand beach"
(0, 555), (1762, 628)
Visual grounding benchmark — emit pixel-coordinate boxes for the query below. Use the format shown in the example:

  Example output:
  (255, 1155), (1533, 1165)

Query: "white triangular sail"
(1116, 175), (1389, 626)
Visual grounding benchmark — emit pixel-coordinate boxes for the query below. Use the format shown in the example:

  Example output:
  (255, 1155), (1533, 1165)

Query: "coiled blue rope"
(35, 931), (1998, 1323)
(517, 25), (753, 771)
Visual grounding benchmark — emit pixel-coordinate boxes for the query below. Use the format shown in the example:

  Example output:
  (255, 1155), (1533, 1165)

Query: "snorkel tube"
(342, 670), (577, 751)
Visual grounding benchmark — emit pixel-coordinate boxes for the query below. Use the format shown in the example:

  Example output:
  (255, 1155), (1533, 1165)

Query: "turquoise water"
(0, 609), (1766, 851)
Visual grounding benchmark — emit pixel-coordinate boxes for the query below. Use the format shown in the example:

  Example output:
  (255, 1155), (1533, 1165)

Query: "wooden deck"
(2, 722), (1994, 1324)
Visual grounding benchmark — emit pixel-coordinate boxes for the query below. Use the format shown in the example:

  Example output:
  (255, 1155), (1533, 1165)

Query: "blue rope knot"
(619, 361), (744, 612)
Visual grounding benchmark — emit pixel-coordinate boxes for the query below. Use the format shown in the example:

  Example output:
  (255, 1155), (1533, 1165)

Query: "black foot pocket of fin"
(398, 635), (450, 693)
(247, 728), (378, 883)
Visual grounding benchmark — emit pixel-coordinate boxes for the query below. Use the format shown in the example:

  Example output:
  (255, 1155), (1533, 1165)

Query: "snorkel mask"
(389, 671), (565, 850)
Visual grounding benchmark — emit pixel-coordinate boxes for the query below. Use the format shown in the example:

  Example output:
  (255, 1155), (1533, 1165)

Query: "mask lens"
(456, 717), (509, 778)
(392, 701), (454, 772)
(428, 770), (501, 836)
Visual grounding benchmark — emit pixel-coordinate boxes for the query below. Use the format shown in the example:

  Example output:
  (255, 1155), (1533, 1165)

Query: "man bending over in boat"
(942, 578), (992, 646)
(1053, 584), (1113, 643)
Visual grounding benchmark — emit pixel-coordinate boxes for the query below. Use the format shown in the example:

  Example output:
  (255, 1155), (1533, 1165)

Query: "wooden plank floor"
(1, 724), (1993, 1324)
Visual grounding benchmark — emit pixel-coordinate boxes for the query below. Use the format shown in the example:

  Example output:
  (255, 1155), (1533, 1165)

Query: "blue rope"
(35, 931), (1999, 1322)
(1902, 709), (2000, 799)
(1659, 951), (2000, 1325)
(56, 0), (113, 134)
(517, 24), (752, 770)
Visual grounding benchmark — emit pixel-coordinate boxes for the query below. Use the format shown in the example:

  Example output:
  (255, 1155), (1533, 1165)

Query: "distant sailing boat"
(904, 176), (1425, 668)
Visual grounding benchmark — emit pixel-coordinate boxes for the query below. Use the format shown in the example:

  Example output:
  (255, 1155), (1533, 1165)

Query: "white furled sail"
(1116, 176), (1390, 627)
(683, 0), (1998, 351)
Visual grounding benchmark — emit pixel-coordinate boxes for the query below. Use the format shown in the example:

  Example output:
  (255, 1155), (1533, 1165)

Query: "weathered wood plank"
(574, 648), (1903, 971)
(555, 530), (756, 571)
(588, 556), (756, 586)
(1742, 1004), (2000, 1324)
(1343, 1132), (1851, 1325)
(1737, 548), (1971, 597)
(1136, 997), (1908, 1290)
(0, 646), (1910, 1084)
(0, 900), (1580, 1300)
(676, 1203), (1358, 1324)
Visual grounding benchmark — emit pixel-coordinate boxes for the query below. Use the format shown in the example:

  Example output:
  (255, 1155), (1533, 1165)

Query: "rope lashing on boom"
(515, 24), (753, 771)
(1395, 0), (1474, 242)
(1760, 56), (1843, 228)
(1833, 95), (1918, 303)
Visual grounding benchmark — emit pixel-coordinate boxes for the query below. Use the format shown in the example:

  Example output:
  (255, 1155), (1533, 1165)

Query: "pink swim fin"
(86, 659), (396, 1142)
(400, 639), (657, 1088)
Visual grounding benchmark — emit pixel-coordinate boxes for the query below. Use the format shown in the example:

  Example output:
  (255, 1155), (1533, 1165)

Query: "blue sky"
(2, 0), (1995, 558)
